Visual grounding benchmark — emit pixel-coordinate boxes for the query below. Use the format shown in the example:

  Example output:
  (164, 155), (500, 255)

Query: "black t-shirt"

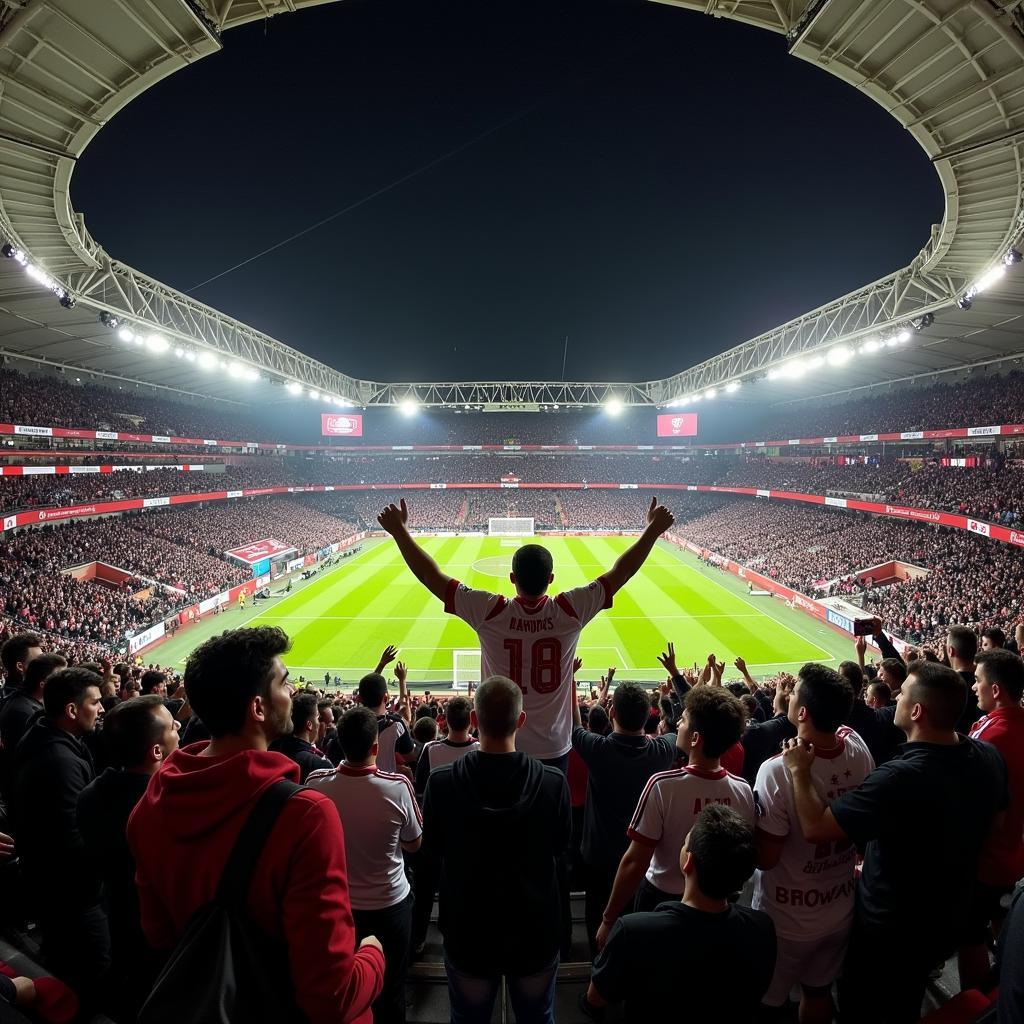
(591, 902), (776, 1021)
(831, 737), (1007, 949)
(571, 726), (677, 870)
(740, 713), (796, 786)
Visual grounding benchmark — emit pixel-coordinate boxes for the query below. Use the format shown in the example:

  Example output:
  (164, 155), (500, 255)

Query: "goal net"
(489, 517), (534, 537)
(453, 649), (481, 691)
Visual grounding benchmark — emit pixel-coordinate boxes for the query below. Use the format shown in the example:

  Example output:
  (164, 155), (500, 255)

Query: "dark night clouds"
(72, 0), (943, 383)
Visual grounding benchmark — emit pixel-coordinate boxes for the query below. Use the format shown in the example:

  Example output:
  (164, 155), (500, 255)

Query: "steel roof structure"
(0, 0), (1023, 410)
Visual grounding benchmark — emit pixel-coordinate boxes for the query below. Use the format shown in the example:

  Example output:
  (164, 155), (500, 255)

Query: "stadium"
(1, 1), (1024, 1022)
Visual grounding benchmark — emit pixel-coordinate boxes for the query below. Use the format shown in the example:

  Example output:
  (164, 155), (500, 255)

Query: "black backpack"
(138, 779), (305, 1024)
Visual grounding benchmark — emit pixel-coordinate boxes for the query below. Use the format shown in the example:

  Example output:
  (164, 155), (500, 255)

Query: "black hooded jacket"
(419, 750), (570, 975)
(11, 717), (98, 904)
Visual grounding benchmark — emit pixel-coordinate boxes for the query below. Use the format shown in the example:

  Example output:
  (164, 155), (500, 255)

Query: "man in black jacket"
(77, 694), (179, 1020)
(11, 667), (109, 997)
(269, 691), (332, 782)
(419, 675), (570, 1024)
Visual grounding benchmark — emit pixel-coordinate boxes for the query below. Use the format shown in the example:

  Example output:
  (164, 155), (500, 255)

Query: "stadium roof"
(1, 0), (1023, 410)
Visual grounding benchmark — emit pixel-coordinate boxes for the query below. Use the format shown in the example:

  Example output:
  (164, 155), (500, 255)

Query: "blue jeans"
(444, 955), (559, 1024)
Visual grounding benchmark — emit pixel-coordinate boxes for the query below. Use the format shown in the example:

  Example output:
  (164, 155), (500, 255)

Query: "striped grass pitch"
(236, 536), (837, 683)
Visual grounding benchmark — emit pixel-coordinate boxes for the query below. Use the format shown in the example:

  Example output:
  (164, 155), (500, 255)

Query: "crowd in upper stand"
(5, 365), (1024, 449)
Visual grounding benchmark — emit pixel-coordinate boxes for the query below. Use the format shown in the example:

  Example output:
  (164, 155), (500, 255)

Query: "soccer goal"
(453, 649), (481, 691)
(489, 517), (534, 537)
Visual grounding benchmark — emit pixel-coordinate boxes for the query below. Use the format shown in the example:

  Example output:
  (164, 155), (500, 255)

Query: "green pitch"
(156, 537), (853, 684)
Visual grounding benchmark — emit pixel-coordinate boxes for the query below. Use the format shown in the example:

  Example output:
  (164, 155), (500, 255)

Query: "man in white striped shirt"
(414, 696), (479, 795)
(308, 706), (422, 1024)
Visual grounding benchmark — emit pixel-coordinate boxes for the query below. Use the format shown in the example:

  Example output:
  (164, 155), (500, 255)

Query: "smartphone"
(853, 618), (877, 636)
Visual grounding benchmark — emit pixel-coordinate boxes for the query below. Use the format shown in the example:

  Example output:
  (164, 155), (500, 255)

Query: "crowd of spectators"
(8, 364), (1024, 453)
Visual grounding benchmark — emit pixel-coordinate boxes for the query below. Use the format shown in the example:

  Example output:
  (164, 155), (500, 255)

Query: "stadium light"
(197, 351), (217, 370)
(552, 404), (559, 410)
(725, 381), (740, 394)
(1005, 248), (1022, 265)
(286, 381), (302, 395)
(896, 329), (911, 342)
(184, 351), (197, 363)
(145, 333), (169, 354)
(400, 397), (418, 417)
(974, 265), (1005, 293)
(605, 397), (623, 416)
(704, 388), (717, 400)
(117, 326), (134, 343)
(308, 389), (320, 401)
(228, 362), (246, 378)
(174, 347), (184, 358)
(826, 345), (852, 366)
(860, 337), (881, 354)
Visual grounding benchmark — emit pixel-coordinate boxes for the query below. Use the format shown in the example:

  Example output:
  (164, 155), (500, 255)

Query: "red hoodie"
(127, 743), (384, 1024)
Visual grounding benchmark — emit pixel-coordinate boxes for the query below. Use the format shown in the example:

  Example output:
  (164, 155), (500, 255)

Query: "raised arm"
(378, 499), (452, 601)
(601, 497), (675, 596)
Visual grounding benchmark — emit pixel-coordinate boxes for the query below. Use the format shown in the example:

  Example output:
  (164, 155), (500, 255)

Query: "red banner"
(657, 413), (698, 437)
(321, 413), (363, 437)
(225, 538), (295, 563)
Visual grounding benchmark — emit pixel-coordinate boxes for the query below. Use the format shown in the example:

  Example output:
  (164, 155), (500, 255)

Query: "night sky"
(72, 0), (944, 384)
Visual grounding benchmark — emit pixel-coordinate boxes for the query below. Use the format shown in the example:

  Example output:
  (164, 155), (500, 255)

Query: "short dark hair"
(358, 673), (388, 708)
(184, 626), (290, 738)
(588, 704), (610, 735)
(103, 695), (168, 768)
(683, 687), (744, 758)
(23, 652), (67, 692)
(43, 667), (102, 719)
(687, 805), (757, 899)
(906, 662), (967, 731)
(837, 661), (864, 691)
(982, 627), (1006, 648)
(976, 649), (1024, 702)
(867, 681), (891, 705)
(474, 676), (522, 738)
(140, 669), (166, 694)
(948, 625), (978, 662)
(338, 706), (378, 762)
(880, 658), (907, 686)
(413, 717), (437, 744)
(292, 692), (319, 733)
(794, 663), (854, 733)
(446, 696), (472, 732)
(612, 681), (652, 732)
(511, 544), (553, 597)
(1, 631), (43, 686)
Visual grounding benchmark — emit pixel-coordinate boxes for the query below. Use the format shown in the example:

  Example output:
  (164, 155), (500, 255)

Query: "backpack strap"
(216, 779), (302, 908)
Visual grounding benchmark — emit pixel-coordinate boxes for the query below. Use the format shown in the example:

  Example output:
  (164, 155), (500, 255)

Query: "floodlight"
(146, 333), (169, 354)
(896, 330), (911, 343)
(974, 266), (1005, 293)
(185, 351), (197, 362)
(957, 295), (973, 311)
(704, 388), (717, 400)
(605, 398), (623, 416)
(308, 389), (320, 401)
(117, 327), (135, 343)
(198, 352), (217, 370)
(1004, 248), (1022, 265)
(174, 347), (184, 358)
(99, 311), (120, 328)
(826, 345), (852, 366)
(400, 397), (418, 417)
(725, 381), (740, 393)
(286, 381), (302, 395)
(861, 338), (881, 354)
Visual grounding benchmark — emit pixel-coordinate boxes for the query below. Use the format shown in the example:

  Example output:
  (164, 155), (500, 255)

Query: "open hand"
(376, 645), (399, 672)
(656, 641), (679, 677)
(734, 656), (748, 675)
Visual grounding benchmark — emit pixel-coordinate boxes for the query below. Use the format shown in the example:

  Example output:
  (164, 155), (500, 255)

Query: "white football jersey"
(752, 726), (875, 939)
(628, 764), (756, 894)
(443, 576), (612, 759)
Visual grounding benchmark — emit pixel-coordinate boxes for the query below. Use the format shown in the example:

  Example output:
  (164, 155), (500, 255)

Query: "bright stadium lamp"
(605, 397), (623, 416)
(184, 350), (197, 363)
(974, 265), (1006, 293)
(308, 389), (320, 401)
(286, 381), (302, 394)
(826, 345), (852, 366)
(704, 388), (717, 400)
(228, 361), (245, 378)
(861, 337), (881, 354)
(896, 329), (911, 343)
(400, 397), (418, 416)
(725, 381), (740, 394)
(117, 326), (134, 343)
(198, 351), (217, 370)
(145, 333), (169, 354)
